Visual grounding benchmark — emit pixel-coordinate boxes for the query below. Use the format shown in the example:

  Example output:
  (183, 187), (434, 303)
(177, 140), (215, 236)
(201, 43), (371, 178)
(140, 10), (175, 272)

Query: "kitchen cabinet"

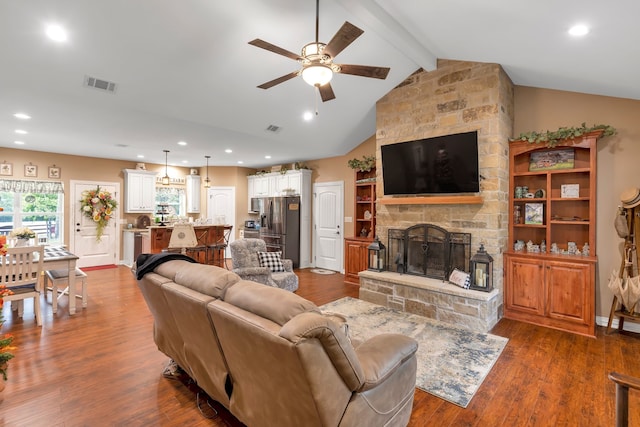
(123, 169), (157, 213)
(504, 130), (603, 337)
(186, 175), (201, 213)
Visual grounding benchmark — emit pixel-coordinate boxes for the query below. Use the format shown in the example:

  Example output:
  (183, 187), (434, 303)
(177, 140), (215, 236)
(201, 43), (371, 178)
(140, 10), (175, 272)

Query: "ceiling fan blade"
(324, 22), (363, 58)
(257, 71), (300, 89)
(318, 83), (336, 102)
(248, 39), (302, 61)
(337, 64), (390, 80)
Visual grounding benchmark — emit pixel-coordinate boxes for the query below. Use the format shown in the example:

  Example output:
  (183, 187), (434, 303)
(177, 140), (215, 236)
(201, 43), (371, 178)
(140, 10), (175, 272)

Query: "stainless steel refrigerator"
(259, 196), (301, 268)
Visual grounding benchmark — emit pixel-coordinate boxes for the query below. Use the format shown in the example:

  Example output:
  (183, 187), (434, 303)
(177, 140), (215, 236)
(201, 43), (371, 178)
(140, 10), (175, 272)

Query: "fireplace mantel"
(378, 195), (483, 205)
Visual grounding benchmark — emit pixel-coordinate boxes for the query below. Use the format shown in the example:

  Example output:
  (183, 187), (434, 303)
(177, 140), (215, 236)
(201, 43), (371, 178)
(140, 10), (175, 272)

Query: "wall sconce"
(367, 237), (386, 272)
(204, 155), (211, 188)
(470, 243), (493, 292)
(161, 149), (170, 185)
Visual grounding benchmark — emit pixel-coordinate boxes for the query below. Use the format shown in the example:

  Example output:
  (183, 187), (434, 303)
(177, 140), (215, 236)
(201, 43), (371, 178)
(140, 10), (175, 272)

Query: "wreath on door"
(80, 186), (118, 241)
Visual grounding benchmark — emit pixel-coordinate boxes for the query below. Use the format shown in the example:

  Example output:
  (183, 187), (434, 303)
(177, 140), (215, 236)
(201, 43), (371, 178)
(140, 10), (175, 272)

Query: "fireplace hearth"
(387, 224), (471, 280)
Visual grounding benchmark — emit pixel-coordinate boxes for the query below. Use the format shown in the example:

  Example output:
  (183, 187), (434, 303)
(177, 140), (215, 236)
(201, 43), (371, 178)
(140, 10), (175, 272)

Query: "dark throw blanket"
(135, 252), (197, 280)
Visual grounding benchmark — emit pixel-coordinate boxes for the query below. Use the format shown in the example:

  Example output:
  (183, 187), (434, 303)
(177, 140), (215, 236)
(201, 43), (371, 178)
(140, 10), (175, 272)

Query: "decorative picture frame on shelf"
(48, 165), (61, 179)
(529, 148), (575, 171)
(560, 184), (580, 198)
(525, 203), (544, 225)
(1, 162), (13, 176)
(24, 163), (37, 177)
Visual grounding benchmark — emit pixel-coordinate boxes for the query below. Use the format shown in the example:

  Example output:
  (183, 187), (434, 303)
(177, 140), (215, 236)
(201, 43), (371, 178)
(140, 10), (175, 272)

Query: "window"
(155, 187), (185, 222)
(0, 179), (65, 244)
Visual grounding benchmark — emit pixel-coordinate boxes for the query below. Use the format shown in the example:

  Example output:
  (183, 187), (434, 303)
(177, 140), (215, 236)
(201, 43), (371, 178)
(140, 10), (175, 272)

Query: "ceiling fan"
(248, 0), (390, 102)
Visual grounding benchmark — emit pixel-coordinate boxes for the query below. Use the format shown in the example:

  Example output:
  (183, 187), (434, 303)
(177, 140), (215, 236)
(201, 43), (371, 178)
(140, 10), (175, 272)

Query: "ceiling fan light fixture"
(302, 64), (333, 87)
(301, 42), (325, 57)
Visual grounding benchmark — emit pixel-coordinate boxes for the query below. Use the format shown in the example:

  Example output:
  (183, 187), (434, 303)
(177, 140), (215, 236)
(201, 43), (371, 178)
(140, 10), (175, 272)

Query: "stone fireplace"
(358, 59), (514, 331)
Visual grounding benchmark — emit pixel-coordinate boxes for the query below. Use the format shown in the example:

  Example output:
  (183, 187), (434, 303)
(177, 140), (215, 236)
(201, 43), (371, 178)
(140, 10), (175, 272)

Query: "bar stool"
(44, 268), (88, 313)
(208, 225), (232, 268)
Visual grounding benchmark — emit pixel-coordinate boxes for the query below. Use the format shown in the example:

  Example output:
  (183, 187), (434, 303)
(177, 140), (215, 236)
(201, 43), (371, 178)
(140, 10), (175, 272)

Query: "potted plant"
(0, 283), (16, 398)
(9, 227), (36, 246)
(347, 155), (376, 172)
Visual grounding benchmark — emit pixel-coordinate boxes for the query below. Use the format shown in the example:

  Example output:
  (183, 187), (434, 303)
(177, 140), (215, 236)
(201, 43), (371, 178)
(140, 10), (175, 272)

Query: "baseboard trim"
(596, 315), (640, 333)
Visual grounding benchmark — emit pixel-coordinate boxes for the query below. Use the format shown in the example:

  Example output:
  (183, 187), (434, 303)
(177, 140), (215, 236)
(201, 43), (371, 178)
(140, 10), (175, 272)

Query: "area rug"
(310, 268), (336, 275)
(320, 297), (508, 408)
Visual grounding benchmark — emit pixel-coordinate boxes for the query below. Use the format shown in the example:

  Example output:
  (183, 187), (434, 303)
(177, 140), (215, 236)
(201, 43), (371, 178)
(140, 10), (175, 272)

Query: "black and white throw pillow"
(257, 251), (285, 272)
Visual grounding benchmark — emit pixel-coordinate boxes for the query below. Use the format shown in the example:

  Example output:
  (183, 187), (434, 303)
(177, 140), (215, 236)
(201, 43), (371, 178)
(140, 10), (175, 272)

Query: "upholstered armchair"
(229, 238), (298, 292)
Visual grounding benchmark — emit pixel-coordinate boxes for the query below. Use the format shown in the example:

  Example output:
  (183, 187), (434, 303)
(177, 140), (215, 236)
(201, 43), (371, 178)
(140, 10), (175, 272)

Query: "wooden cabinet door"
(344, 239), (368, 284)
(546, 260), (593, 325)
(505, 255), (544, 315)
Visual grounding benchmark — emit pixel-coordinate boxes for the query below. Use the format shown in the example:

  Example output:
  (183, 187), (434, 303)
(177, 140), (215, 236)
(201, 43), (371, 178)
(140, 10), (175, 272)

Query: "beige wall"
(1, 147), (253, 252)
(513, 86), (640, 318)
(305, 135), (376, 237)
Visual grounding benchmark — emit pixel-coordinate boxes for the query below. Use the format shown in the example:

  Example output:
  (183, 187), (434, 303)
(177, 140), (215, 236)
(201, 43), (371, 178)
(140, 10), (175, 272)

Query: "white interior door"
(207, 187), (236, 257)
(313, 181), (344, 272)
(71, 180), (119, 268)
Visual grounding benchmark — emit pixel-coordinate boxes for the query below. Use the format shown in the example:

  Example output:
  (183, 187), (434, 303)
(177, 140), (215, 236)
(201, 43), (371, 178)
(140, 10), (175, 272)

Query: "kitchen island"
(148, 224), (231, 266)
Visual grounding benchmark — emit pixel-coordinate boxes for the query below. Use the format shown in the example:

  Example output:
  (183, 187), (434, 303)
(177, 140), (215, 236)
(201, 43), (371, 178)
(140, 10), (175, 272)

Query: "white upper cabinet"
(186, 175), (201, 213)
(123, 169), (157, 213)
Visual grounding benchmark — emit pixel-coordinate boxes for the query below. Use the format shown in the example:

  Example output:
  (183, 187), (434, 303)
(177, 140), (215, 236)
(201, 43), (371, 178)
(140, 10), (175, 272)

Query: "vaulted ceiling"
(1, 0), (637, 168)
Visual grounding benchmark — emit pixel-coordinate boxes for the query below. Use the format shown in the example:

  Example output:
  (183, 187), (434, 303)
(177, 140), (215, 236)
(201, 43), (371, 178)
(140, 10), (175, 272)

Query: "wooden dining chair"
(1, 245), (45, 326)
(609, 371), (640, 427)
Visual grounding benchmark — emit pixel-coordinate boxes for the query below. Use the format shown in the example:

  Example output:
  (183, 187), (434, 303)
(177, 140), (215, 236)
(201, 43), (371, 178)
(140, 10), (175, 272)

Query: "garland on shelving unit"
(511, 123), (616, 147)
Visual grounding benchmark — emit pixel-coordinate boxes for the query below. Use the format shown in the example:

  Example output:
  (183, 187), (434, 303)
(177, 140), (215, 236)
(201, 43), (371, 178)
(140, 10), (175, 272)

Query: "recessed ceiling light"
(15, 129), (27, 134)
(14, 113), (31, 120)
(177, 141), (187, 146)
(14, 141), (25, 145)
(237, 161), (244, 164)
(265, 155), (271, 159)
(225, 149), (232, 153)
(568, 24), (589, 36)
(137, 154), (145, 158)
(182, 160), (188, 164)
(46, 24), (68, 42)
(303, 111), (314, 121)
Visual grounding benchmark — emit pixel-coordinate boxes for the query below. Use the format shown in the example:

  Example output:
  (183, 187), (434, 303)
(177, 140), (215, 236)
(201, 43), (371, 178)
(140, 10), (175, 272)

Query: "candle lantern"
(367, 237), (386, 272)
(470, 243), (493, 292)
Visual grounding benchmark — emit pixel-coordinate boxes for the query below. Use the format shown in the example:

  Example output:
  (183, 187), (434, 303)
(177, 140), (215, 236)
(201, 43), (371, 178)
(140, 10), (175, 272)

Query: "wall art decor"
(48, 165), (61, 179)
(0, 162), (13, 176)
(24, 163), (37, 177)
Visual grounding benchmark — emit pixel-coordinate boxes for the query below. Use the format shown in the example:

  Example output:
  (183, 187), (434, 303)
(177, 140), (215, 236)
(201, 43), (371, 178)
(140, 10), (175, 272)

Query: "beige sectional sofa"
(136, 259), (418, 427)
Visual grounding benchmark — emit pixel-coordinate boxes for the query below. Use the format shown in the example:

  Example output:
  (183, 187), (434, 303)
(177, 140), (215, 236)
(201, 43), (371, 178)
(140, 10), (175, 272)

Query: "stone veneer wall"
(374, 59), (514, 308)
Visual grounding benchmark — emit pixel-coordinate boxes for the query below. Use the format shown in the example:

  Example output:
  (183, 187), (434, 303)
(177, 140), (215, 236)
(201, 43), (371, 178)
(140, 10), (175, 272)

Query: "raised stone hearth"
(358, 270), (502, 333)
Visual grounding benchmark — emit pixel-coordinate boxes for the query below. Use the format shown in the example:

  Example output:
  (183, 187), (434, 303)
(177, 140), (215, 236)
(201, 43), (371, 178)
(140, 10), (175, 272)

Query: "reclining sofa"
(136, 258), (418, 427)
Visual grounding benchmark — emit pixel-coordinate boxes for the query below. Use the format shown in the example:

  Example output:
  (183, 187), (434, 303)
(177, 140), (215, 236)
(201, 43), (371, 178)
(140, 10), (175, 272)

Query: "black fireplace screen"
(387, 224), (471, 280)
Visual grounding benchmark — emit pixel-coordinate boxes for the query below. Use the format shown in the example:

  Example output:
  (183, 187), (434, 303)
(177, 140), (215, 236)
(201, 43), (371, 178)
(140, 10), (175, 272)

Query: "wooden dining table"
(41, 246), (80, 315)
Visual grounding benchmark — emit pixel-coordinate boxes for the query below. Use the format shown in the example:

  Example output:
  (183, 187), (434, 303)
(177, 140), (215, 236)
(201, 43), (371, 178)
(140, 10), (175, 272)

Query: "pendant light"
(204, 155), (211, 188)
(161, 149), (170, 185)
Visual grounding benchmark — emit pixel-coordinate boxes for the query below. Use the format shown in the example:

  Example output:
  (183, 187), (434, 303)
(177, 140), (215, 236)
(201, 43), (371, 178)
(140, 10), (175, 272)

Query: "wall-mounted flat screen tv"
(381, 130), (480, 195)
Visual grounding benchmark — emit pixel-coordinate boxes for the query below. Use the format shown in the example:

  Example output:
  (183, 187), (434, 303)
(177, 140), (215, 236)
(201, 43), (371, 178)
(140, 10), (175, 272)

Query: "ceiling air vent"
(265, 124), (281, 133)
(83, 75), (118, 93)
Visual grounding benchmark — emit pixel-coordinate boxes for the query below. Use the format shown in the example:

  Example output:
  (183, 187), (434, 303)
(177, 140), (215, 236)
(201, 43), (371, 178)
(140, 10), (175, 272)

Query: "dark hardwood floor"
(1, 265), (639, 426)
